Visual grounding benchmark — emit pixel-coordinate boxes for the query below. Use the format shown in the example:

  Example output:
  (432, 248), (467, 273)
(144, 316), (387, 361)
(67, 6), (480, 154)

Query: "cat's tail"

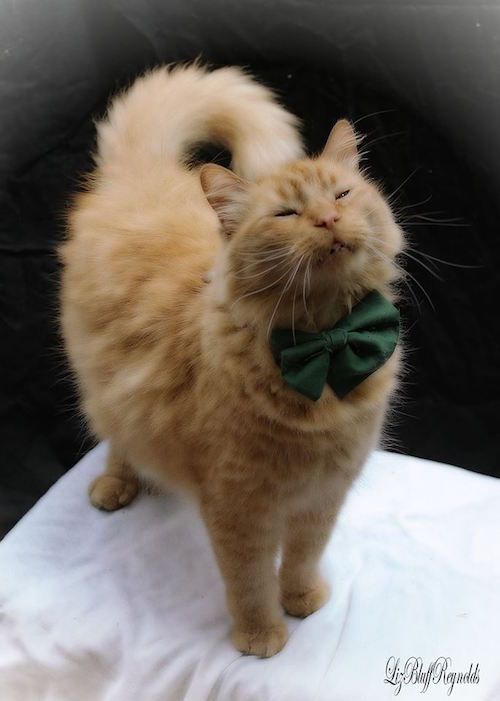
(95, 64), (303, 180)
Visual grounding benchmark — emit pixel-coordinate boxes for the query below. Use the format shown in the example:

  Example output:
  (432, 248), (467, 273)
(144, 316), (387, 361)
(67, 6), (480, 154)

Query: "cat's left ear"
(200, 164), (248, 239)
(321, 119), (360, 170)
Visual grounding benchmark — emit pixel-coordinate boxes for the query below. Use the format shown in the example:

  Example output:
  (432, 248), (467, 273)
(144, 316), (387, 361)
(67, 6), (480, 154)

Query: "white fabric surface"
(1, 444), (499, 701)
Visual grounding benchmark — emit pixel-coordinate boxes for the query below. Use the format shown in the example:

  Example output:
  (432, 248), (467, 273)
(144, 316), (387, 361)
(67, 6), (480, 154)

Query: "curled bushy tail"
(96, 64), (303, 180)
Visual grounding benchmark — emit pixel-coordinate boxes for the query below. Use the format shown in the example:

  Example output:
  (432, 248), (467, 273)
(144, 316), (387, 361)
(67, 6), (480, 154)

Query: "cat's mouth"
(316, 238), (354, 266)
(329, 239), (352, 255)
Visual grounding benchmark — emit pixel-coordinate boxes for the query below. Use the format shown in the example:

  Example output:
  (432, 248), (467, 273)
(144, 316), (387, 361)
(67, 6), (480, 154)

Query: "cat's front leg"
(88, 445), (139, 511)
(280, 503), (341, 618)
(201, 496), (288, 658)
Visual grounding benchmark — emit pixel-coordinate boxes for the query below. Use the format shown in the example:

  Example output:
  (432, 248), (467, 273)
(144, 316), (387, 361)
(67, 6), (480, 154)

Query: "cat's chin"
(314, 249), (352, 269)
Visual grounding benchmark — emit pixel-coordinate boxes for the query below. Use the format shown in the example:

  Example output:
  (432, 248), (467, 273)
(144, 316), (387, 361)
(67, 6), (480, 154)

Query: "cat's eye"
(275, 209), (298, 217)
(336, 189), (350, 200)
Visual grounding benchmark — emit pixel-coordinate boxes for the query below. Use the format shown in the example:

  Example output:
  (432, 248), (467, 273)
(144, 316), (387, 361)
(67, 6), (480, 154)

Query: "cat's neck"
(203, 279), (390, 350)
(213, 286), (388, 338)
(203, 253), (394, 337)
(201, 270), (394, 344)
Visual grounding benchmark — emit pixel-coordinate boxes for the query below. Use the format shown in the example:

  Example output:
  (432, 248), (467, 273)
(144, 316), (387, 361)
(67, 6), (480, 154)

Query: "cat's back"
(59, 167), (219, 440)
(62, 160), (219, 329)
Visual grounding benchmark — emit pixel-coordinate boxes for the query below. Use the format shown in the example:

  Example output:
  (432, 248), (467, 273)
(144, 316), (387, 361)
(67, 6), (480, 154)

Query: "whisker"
(233, 259), (289, 280)
(400, 250), (444, 281)
(386, 168), (420, 204)
(360, 129), (406, 152)
(404, 213), (464, 224)
(396, 261), (436, 311)
(238, 249), (290, 262)
(266, 256), (305, 339)
(231, 259), (298, 307)
(291, 280), (299, 345)
(407, 249), (482, 270)
(352, 108), (397, 126)
(402, 278), (421, 311)
(365, 240), (427, 311)
(239, 245), (289, 255)
(396, 195), (433, 212)
(403, 221), (469, 228)
(302, 257), (311, 320)
(235, 252), (291, 273)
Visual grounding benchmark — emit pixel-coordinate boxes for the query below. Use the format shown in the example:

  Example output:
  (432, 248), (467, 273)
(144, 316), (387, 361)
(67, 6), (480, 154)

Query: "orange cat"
(60, 65), (403, 657)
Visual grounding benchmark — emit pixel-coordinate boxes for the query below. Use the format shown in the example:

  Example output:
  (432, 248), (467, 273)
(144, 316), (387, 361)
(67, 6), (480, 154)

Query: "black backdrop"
(1, 0), (500, 537)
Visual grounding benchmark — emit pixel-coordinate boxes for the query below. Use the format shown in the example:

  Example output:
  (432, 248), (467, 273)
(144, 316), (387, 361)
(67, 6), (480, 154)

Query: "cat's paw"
(232, 623), (289, 658)
(88, 475), (139, 511)
(282, 578), (330, 618)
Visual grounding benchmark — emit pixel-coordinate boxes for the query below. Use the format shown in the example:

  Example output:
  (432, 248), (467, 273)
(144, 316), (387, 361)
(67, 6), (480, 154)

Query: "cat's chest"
(217, 399), (369, 472)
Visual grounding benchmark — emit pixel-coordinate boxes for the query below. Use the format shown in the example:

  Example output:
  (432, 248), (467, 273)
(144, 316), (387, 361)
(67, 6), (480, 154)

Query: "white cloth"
(1, 444), (499, 701)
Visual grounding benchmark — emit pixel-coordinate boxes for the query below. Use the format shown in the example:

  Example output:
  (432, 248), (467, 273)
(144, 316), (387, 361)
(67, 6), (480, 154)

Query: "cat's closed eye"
(275, 209), (298, 217)
(336, 190), (350, 200)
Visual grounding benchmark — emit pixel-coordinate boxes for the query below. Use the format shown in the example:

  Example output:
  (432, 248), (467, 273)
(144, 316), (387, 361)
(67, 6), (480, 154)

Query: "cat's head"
(200, 120), (403, 332)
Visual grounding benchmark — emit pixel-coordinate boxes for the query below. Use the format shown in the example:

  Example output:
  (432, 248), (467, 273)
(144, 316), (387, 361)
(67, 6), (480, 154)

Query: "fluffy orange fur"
(60, 65), (403, 657)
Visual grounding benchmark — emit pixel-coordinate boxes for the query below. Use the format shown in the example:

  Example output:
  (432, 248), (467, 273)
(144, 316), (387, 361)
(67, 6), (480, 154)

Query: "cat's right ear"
(200, 164), (248, 239)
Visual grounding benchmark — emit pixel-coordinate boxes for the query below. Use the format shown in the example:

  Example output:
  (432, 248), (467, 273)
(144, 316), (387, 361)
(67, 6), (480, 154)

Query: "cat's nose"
(314, 211), (340, 229)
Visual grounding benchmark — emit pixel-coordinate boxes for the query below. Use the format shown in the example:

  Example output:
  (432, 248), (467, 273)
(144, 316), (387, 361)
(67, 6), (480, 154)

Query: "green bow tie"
(271, 290), (400, 401)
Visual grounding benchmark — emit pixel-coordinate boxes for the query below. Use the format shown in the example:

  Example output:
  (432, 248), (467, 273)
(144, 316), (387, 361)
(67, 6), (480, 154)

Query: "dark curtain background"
(1, 0), (499, 537)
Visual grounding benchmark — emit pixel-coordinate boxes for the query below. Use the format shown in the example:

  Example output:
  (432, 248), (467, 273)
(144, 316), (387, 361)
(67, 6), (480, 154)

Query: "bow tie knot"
(271, 291), (400, 401)
(321, 328), (348, 354)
